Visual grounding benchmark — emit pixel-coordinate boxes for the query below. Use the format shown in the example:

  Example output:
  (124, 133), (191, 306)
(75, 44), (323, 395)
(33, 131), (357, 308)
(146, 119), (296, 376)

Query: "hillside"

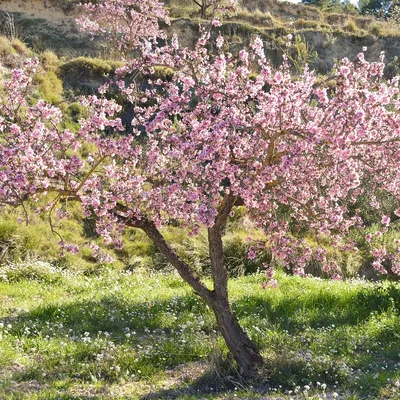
(1, 0), (400, 73)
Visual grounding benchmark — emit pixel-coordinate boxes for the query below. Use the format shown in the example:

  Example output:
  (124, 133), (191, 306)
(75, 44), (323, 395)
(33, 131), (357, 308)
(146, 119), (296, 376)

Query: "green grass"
(0, 265), (399, 399)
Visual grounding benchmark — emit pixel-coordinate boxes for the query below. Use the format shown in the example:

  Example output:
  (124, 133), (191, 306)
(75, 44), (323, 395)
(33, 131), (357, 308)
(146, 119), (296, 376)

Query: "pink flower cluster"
(0, 0), (399, 278)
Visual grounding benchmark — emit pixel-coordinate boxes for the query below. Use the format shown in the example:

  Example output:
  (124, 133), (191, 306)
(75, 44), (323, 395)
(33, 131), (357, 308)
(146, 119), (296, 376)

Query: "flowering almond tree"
(77, 0), (170, 53)
(1, 4), (400, 378)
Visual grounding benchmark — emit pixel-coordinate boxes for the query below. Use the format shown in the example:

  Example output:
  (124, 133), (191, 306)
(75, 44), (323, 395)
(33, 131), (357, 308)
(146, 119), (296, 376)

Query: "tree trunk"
(201, 5), (206, 18)
(209, 292), (264, 378)
(140, 207), (263, 379)
(207, 198), (264, 378)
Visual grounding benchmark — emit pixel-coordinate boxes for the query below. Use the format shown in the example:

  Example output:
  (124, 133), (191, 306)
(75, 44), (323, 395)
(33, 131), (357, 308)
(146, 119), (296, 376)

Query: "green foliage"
(369, 22), (383, 36)
(58, 57), (124, 95)
(0, 35), (14, 56)
(150, 66), (175, 81)
(293, 19), (320, 29)
(360, 0), (390, 15)
(302, 0), (356, 13)
(0, 37), (61, 103)
(119, 219), (270, 277)
(342, 0), (359, 14)
(230, 9), (278, 27)
(9, 38), (31, 57)
(284, 34), (319, 74)
(59, 57), (123, 78)
(0, 261), (64, 283)
(344, 19), (358, 32)
(0, 35), (26, 68)
(0, 206), (118, 272)
(40, 50), (59, 72)
(34, 70), (63, 104)
(1, 201), (399, 280)
(60, 102), (88, 132)
(0, 36), (31, 59)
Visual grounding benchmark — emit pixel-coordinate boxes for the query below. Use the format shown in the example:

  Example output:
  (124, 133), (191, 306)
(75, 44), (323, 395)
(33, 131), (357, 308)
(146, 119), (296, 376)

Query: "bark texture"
(136, 195), (263, 378)
(210, 296), (264, 378)
(192, 0), (210, 18)
(207, 194), (263, 377)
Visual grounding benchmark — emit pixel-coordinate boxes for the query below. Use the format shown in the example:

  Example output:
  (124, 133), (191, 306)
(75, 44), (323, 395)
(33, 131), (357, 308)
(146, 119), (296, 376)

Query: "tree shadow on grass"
(1, 283), (400, 399)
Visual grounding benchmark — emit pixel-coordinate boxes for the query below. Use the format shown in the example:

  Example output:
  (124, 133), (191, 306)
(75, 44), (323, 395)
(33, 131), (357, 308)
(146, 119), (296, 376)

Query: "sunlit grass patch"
(0, 268), (399, 399)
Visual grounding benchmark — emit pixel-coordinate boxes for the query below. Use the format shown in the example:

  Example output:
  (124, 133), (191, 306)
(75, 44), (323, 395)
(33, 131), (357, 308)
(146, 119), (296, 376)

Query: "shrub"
(41, 50), (59, 71)
(222, 230), (271, 277)
(34, 70), (63, 104)
(59, 57), (124, 95)
(369, 23), (382, 36)
(294, 19), (320, 30)
(354, 16), (374, 30)
(150, 66), (175, 81)
(231, 9), (276, 27)
(59, 57), (123, 78)
(10, 38), (31, 56)
(0, 261), (64, 283)
(344, 20), (358, 33)
(326, 13), (349, 26)
(0, 35), (18, 68)
(0, 36), (14, 56)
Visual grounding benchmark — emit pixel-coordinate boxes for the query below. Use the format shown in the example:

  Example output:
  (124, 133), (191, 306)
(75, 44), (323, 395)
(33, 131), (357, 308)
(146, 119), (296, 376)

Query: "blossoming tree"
(76, 0), (170, 54)
(1, 0), (400, 378)
(189, 0), (236, 18)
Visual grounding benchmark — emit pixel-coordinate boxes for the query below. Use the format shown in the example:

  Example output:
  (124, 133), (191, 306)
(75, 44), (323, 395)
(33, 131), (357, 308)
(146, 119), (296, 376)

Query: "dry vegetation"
(165, 0), (400, 37)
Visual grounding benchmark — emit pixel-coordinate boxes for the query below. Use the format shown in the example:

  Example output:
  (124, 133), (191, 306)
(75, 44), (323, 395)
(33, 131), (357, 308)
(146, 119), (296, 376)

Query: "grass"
(0, 264), (399, 399)
(0, 204), (124, 272)
(0, 35), (31, 69)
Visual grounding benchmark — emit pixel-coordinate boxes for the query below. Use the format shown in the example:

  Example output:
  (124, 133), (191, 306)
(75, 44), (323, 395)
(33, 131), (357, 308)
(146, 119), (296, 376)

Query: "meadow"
(0, 262), (399, 399)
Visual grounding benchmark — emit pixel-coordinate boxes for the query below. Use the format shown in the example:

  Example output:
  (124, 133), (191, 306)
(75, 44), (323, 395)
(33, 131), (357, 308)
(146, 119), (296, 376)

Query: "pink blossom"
(216, 34), (224, 50)
(212, 18), (221, 27)
(381, 215), (390, 226)
(247, 246), (256, 260)
(332, 273), (342, 281)
(339, 66), (350, 76)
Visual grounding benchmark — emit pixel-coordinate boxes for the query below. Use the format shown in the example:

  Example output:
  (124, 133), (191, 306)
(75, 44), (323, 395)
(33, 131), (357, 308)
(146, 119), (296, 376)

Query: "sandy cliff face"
(0, 0), (399, 74)
(0, 0), (78, 17)
(0, 0), (93, 55)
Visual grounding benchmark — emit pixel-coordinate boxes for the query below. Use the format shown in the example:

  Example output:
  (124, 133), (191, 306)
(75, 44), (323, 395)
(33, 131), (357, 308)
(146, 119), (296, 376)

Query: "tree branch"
(351, 138), (400, 146)
(138, 219), (214, 303)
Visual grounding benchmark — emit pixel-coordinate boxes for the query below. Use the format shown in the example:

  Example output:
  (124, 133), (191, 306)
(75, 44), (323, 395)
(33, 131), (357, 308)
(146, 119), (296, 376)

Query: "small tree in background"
(1, 0), (400, 379)
(190, 0), (236, 18)
(359, 0), (391, 16)
(76, 0), (170, 54)
(387, 1), (400, 23)
(192, 0), (213, 18)
(302, 0), (350, 13)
